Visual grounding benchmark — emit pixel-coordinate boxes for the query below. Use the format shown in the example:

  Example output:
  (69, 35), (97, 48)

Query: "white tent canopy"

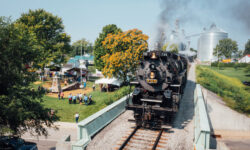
(95, 77), (123, 87)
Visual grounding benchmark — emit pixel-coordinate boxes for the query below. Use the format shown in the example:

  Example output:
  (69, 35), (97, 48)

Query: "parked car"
(243, 81), (250, 86)
(0, 136), (37, 150)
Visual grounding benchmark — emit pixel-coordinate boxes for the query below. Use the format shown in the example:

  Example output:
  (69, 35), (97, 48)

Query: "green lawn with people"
(33, 81), (131, 122)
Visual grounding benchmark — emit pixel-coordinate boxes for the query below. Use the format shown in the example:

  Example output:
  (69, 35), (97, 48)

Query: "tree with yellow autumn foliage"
(101, 29), (148, 83)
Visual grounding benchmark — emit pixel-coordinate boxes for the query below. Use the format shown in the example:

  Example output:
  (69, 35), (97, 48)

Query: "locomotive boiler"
(127, 50), (188, 128)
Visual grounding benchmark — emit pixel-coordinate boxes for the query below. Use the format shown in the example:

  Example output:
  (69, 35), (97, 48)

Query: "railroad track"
(116, 127), (169, 150)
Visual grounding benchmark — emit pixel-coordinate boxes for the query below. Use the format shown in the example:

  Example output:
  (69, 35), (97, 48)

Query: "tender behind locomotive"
(127, 50), (188, 128)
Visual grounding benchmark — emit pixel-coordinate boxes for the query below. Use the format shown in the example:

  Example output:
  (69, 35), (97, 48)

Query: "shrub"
(245, 65), (250, 74)
(104, 96), (113, 105)
(211, 62), (249, 68)
(196, 65), (250, 114)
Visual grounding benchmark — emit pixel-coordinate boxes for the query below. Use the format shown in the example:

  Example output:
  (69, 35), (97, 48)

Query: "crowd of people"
(57, 91), (93, 105)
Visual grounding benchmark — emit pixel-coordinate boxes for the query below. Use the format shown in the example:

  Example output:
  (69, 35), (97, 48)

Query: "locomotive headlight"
(150, 72), (155, 79)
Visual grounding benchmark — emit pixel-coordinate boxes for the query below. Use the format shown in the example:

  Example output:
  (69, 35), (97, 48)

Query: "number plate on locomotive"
(146, 79), (158, 83)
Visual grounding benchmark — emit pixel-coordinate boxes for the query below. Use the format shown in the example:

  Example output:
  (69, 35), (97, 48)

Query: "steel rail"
(152, 129), (164, 150)
(119, 126), (140, 150)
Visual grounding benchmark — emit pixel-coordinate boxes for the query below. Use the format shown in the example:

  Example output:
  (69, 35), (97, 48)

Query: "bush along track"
(196, 65), (250, 115)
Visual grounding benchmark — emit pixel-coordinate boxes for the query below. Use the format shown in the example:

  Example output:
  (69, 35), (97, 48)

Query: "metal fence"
(194, 84), (211, 150)
(71, 94), (131, 150)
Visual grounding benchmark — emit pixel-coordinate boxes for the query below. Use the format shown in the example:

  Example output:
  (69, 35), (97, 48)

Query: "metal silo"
(197, 24), (228, 61)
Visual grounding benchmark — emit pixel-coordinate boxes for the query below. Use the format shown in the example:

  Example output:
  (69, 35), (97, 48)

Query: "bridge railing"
(71, 94), (131, 150)
(194, 84), (211, 150)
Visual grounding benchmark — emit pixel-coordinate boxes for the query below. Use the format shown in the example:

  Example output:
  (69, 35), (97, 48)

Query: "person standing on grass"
(68, 93), (72, 104)
(92, 84), (95, 91)
(75, 112), (79, 123)
(84, 81), (87, 89)
(73, 95), (77, 104)
(79, 93), (83, 104)
(88, 95), (92, 105)
(84, 94), (88, 105)
(76, 93), (79, 101)
(58, 92), (61, 100)
(60, 92), (64, 99)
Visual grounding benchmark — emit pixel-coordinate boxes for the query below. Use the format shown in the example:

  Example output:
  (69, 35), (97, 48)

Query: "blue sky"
(1, 0), (249, 50)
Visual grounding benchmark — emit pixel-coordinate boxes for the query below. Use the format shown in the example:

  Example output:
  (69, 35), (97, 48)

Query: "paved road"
(25, 139), (57, 150)
(202, 81), (250, 149)
(223, 139), (250, 150)
(22, 122), (77, 150)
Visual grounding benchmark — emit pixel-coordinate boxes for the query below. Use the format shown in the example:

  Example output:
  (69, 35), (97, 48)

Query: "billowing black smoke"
(156, 0), (250, 50)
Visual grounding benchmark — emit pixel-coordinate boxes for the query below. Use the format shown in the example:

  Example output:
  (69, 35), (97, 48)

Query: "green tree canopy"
(213, 38), (238, 60)
(101, 29), (148, 83)
(71, 38), (93, 56)
(162, 42), (169, 51)
(190, 48), (197, 53)
(169, 44), (179, 53)
(243, 39), (250, 55)
(16, 9), (71, 69)
(162, 43), (179, 53)
(94, 24), (122, 71)
(0, 17), (58, 136)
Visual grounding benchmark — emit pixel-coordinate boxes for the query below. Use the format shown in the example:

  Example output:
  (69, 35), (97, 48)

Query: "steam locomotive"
(127, 50), (188, 128)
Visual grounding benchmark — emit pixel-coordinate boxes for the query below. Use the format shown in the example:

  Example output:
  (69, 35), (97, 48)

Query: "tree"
(190, 48), (197, 53)
(162, 43), (178, 53)
(169, 44), (179, 53)
(71, 39), (93, 56)
(94, 24), (122, 71)
(16, 9), (71, 69)
(0, 17), (58, 136)
(235, 50), (243, 59)
(101, 29), (148, 83)
(213, 38), (238, 61)
(243, 39), (250, 55)
(162, 42), (169, 51)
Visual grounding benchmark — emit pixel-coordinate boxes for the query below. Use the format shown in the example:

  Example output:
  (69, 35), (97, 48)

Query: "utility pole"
(80, 42), (83, 88)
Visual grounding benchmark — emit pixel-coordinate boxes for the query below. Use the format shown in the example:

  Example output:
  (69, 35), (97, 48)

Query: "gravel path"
(202, 87), (250, 131)
(202, 85), (250, 149)
(87, 110), (135, 150)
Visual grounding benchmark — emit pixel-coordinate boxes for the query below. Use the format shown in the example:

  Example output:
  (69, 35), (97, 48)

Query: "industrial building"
(197, 24), (228, 62)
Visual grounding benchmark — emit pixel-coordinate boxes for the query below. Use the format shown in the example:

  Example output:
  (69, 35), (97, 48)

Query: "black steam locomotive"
(127, 50), (188, 128)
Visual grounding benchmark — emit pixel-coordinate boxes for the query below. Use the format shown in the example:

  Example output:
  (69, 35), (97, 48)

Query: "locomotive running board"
(130, 81), (139, 85)
(126, 105), (173, 112)
(141, 98), (162, 103)
(170, 84), (181, 87)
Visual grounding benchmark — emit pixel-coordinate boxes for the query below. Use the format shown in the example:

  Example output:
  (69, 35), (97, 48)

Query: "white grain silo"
(197, 24), (228, 61)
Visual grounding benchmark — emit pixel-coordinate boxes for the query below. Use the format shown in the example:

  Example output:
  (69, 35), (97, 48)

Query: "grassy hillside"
(196, 65), (250, 115)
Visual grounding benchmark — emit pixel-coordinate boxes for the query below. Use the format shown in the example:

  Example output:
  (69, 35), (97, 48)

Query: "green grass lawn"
(41, 85), (130, 122)
(205, 66), (250, 82)
(32, 79), (131, 122)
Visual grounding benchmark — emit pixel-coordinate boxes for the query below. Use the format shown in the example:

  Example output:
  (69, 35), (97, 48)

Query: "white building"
(238, 55), (250, 63)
